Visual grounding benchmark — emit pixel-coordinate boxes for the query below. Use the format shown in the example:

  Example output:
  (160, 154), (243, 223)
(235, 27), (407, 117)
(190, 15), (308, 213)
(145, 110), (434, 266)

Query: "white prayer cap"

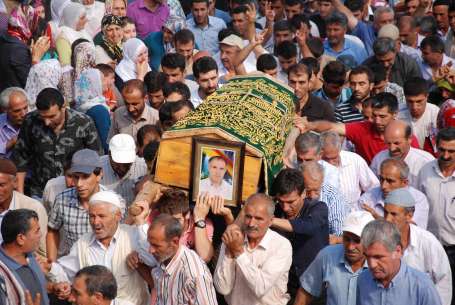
(89, 191), (126, 214)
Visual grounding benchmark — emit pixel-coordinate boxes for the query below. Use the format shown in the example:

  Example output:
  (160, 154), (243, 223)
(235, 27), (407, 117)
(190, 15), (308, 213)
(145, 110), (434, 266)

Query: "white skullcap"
(89, 191), (126, 214)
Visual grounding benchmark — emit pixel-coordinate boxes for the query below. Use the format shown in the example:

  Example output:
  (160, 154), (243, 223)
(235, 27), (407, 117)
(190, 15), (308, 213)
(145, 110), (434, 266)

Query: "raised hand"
(194, 193), (211, 221)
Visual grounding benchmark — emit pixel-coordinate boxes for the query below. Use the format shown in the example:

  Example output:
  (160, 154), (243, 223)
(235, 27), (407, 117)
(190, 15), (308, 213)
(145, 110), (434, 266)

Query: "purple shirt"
(127, 0), (170, 38)
(0, 113), (19, 158)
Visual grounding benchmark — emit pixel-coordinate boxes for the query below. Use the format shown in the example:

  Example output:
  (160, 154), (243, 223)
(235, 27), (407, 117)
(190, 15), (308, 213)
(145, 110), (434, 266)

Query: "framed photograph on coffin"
(191, 137), (245, 206)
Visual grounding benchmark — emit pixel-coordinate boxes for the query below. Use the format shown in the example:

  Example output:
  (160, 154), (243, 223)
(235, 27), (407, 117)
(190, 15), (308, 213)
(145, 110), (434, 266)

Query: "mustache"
(245, 225), (258, 232)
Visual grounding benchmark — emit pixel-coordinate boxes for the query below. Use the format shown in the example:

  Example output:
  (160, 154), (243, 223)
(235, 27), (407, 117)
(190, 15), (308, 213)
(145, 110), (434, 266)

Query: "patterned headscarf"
(100, 14), (123, 62)
(162, 15), (186, 34)
(25, 59), (62, 110)
(7, 4), (40, 44)
(72, 41), (96, 78)
(74, 68), (106, 112)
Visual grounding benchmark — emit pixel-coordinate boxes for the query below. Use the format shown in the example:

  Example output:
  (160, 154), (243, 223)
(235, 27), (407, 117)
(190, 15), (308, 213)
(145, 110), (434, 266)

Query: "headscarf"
(7, 4), (39, 44)
(115, 38), (151, 81)
(162, 16), (186, 53)
(25, 59), (62, 110)
(100, 14), (123, 63)
(74, 68), (106, 112)
(51, 0), (70, 24)
(58, 2), (92, 44)
(72, 41), (96, 78)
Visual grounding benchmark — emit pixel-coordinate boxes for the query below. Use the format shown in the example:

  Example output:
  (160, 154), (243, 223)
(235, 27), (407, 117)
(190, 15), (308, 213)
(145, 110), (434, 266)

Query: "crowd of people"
(0, 0), (455, 304)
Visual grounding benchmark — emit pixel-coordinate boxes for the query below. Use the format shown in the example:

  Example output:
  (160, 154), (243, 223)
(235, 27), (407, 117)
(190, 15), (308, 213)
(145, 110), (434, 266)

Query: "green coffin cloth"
(165, 74), (296, 193)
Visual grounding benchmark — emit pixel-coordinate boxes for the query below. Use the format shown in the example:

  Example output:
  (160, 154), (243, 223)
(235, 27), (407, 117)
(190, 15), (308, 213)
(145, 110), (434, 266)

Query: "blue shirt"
(187, 9), (231, 24)
(351, 21), (376, 56)
(0, 113), (19, 158)
(0, 247), (49, 305)
(186, 16), (226, 55)
(323, 39), (368, 67)
(143, 31), (165, 71)
(301, 244), (368, 305)
(357, 261), (442, 305)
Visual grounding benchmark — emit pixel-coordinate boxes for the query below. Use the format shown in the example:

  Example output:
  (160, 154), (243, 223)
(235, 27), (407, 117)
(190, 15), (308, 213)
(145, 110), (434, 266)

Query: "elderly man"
(377, 24), (421, 62)
(48, 191), (150, 305)
(69, 265), (133, 305)
(294, 211), (374, 305)
(320, 131), (379, 209)
(359, 158), (429, 229)
(371, 120), (435, 188)
(101, 134), (148, 204)
(383, 188), (452, 305)
(0, 209), (49, 305)
(357, 220), (442, 305)
(0, 87), (28, 158)
(214, 193), (292, 305)
(199, 156), (232, 200)
(47, 149), (105, 261)
(0, 159), (47, 256)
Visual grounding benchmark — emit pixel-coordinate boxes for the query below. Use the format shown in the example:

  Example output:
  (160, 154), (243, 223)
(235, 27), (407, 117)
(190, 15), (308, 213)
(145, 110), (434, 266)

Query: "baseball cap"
(70, 149), (101, 174)
(109, 134), (136, 163)
(220, 34), (244, 49)
(342, 211), (375, 238)
(384, 188), (415, 208)
(378, 24), (399, 40)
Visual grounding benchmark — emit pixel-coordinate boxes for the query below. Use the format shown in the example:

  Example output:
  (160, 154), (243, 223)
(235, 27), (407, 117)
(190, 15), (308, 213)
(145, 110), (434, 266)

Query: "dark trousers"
(444, 245), (455, 305)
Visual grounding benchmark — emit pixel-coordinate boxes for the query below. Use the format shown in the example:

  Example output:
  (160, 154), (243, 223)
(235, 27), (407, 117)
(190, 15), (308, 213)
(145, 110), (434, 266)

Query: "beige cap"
(220, 34), (244, 49)
(378, 24), (399, 40)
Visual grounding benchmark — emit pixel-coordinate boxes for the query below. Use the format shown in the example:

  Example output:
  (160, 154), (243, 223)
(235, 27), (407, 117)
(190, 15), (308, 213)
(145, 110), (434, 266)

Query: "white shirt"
(42, 175), (68, 212)
(358, 186), (429, 229)
(199, 178), (233, 200)
(335, 150), (379, 208)
(370, 148), (435, 188)
(419, 54), (455, 81)
(214, 229), (293, 305)
(398, 103), (440, 148)
(403, 224), (452, 305)
(290, 154), (340, 190)
(190, 86), (203, 108)
(214, 51), (258, 78)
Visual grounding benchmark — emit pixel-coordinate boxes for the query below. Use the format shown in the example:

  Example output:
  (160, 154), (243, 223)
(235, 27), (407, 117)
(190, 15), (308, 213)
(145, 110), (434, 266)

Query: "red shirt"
(346, 121), (420, 164)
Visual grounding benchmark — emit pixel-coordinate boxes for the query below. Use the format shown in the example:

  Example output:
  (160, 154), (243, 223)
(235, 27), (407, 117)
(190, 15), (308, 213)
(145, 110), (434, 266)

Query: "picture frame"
(190, 137), (245, 206)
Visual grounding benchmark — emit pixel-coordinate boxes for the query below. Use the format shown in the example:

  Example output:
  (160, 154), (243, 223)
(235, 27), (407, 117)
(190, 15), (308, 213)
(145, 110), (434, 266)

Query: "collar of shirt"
(161, 245), (184, 275)
(324, 39), (349, 53)
(243, 228), (273, 251)
(0, 114), (18, 133)
(191, 16), (214, 30)
(88, 224), (121, 250)
(431, 160), (455, 179)
(407, 224), (419, 251)
(138, 0), (163, 12)
(338, 251), (368, 274)
(375, 260), (406, 288)
(0, 247), (33, 271)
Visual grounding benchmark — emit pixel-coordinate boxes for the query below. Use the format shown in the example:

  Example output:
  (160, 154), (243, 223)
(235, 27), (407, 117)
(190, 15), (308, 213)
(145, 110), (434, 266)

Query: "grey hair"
(361, 219), (401, 252)
(295, 132), (321, 154)
(300, 160), (324, 181)
(150, 213), (183, 240)
(380, 158), (410, 180)
(0, 87), (28, 110)
(320, 131), (342, 151)
(89, 196), (126, 217)
(374, 6), (394, 21)
(373, 37), (396, 56)
(245, 193), (275, 217)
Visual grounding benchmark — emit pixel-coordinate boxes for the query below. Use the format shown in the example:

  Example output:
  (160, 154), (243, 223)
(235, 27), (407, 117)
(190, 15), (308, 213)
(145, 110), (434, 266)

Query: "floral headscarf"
(100, 14), (123, 63)
(25, 59), (62, 110)
(74, 68), (106, 112)
(7, 4), (40, 44)
(72, 41), (96, 79)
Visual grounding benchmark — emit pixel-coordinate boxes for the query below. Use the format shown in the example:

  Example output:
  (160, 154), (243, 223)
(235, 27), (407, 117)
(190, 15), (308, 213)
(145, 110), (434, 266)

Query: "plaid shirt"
(48, 186), (105, 256)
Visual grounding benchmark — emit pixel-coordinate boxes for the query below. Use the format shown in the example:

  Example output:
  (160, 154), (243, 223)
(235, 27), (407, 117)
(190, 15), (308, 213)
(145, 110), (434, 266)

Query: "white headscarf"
(74, 0), (105, 38)
(51, 0), (70, 23)
(115, 38), (151, 81)
(58, 2), (92, 44)
(74, 68), (107, 112)
(25, 59), (62, 111)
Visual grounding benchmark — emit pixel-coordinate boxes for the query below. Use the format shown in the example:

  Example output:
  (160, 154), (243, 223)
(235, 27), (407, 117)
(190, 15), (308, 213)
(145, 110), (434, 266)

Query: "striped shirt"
(152, 245), (218, 305)
(320, 183), (348, 236)
(334, 98), (365, 123)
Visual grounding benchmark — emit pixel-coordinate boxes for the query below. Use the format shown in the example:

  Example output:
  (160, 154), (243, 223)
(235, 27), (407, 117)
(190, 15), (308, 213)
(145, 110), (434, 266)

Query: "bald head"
(384, 120), (412, 159)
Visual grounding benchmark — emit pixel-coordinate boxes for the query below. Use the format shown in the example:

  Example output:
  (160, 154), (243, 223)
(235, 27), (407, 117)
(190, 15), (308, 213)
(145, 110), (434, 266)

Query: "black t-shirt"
(300, 94), (336, 122)
(310, 14), (326, 38)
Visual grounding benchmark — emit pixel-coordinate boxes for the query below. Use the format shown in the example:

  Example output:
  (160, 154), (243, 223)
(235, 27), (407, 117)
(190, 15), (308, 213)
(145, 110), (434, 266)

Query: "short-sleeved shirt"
(186, 16), (226, 56)
(126, 0), (170, 38)
(300, 244), (368, 305)
(301, 95), (336, 122)
(323, 39), (368, 66)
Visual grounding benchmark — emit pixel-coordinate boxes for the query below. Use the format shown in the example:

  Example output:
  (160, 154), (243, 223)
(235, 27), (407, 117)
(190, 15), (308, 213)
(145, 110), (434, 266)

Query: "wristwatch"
(195, 219), (206, 228)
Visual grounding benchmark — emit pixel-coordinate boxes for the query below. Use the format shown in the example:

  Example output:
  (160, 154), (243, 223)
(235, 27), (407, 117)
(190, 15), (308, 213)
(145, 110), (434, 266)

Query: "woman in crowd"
(76, 0), (105, 38)
(95, 14), (123, 67)
(115, 37), (150, 88)
(48, 0), (70, 41)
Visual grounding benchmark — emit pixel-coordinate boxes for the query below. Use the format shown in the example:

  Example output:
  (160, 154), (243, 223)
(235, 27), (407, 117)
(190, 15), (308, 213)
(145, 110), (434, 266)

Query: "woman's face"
(101, 73), (115, 92)
(122, 23), (137, 41)
(105, 24), (123, 45)
(162, 28), (174, 44)
(136, 47), (148, 64)
(75, 14), (88, 31)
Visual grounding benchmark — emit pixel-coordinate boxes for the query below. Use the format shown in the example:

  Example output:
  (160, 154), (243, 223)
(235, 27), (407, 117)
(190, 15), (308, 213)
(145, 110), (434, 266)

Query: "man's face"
(296, 147), (320, 163)
(274, 30), (293, 45)
(122, 23), (136, 40)
(69, 276), (95, 305)
(101, 73), (115, 93)
(22, 218), (41, 253)
(192, 1), (209, 25)
(362, 104), (374, 122)
(322, 145), (341, 166)
(271, 0), (285, 20)
(0, 174), (14, 206)
(350, 73), (372, 102)
(285, 3), (302, 19)
(243, 201), (273, 241)
(288, 72), (310, 100)
(373, 12), (394, 30)
(405, 93), (427, 119)
(399, 23), (416, 45)
(438, 139), (455, 167)
(165, 92), (184, 103)
(38, 104), (65, 131)
(278, 56), (297, 73)
(6, 92), (28, 127)
(208, 158), (227, 184)
(220, 44), (239, 71)
(275, 190), (304, 219)
(375, 52), (396, 72)
(405, 0), (419, 16)
(197, 69), (218, 96)
(372, 80), (387, 95)
(73, 172), (102, 201)
(148, 90), (165, 109)
(379, 165), (407, 196)
(364, 241), (401, 283)
(162, 28), (173, 44)
(421, 46), (443, 67)
(162, 67), (185, 84)
(352, 10), (363, 21)
(384, 204), (412, 232)
(147, 225), (178, 263)
(449, 11), (455, 31)
(175, 41), (195, 63)
(302, 174), (322, 199)
(112, 0), (126, 16)
(89, 203), (120, 241)
(326, 23), (346, 47)
(109, 153), (133, 178)
(231, 12), (248, 36)
(343, 231), (364, 265)
(264, 68), (278, 78)
(372, 106), (395, 133)
(123, 88), (146, 120)
(384, 129), (411, 159)
(318, 1), (333, 18)
(433, 5), (449, 30)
